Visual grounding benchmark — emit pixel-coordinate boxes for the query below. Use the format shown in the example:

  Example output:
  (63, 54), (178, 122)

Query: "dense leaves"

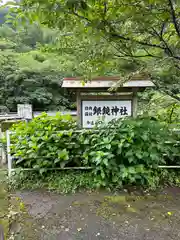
(9, 0), (180, 100)
(10, 113), (77, 172)
(0, 23), (76, 112)
(10, 171), (96, 193)
(10, 114), (179, 187)
(82, 118), (179, 186)
(139, 90), (180, 123)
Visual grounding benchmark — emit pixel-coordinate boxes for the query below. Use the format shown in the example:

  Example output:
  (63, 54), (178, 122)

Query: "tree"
(0, 24), (77, 112)
(0, 50), (72, 112)
(138, 90), (180, 123)
(11, 0), (180, 101)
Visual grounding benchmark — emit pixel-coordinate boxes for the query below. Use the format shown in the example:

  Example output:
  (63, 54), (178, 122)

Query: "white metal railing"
(0, 114), (20, 121)
(0, 111), (77, 120)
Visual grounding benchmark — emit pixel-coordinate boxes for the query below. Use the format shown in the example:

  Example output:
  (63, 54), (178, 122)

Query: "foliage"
(82, 118), (179, 186)
(9, 168), (180, 193)
(10, 0), (180, 101)
(10, 113), (78, 172)
(0, 22), (78, 112)
(0, 170), (9, 239)
(10, 115), (179, 187)
(9, 170), (96, 193)
(0, 51), (73, 112)
(138, 90), (180, 123)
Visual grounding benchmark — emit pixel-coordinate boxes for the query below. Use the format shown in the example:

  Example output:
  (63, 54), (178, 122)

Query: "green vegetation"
(0, 23), (77, 112)
(0, 170), (8, 238)
(9, 168), (180, 194)
(9, 114), (180, 190)
(12, 0), (180, 101)
(0, 1), (179, 194)
(9, 171), (96, 194)
(0, 2), (180, 115)
(138, 90), (180, 124)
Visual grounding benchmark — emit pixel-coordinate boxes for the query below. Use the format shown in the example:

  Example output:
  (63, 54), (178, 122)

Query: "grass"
(9, 168), (180, 195)
(0, 169), (9, 238)
(9, 170), (97, 194)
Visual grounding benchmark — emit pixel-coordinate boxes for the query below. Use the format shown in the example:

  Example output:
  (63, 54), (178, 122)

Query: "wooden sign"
(81, 100), (132, 128)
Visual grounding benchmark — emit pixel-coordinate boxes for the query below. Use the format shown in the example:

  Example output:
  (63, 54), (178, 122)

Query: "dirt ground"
(8, 187), (180, 240)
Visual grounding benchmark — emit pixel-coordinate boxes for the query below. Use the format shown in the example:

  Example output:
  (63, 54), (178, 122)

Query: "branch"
(109, 32), (166, 50)
(114, 54), (157, 58)
(71, 8), (180, 61)
(71, 11), (167, 50)
(168, 103), (176, 123)
(152, 80), (180, 102)
(71, 10), (90, 22)
(160, 22), (166, 38)
(103, 1), (107, 15)
(152, 27), (180, 60)
(168, 0), (180, 37)
(161, 89), (180, 102)
(143, 48), (160, 58)
(175, 63), (180, 70)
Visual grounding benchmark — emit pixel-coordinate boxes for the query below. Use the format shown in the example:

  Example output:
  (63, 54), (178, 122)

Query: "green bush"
(10, 113), (79, 171)
(82, 118), (179, 187)
(10, 115), (179, 188)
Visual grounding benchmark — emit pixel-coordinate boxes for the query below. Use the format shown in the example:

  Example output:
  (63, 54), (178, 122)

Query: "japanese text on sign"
(82, 100), (132, 128)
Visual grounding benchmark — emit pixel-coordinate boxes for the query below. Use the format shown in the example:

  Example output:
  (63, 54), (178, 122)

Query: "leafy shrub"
(10, 115), (179, 188)
(82, 118), (179, 187)
(10, 113), (79, 171)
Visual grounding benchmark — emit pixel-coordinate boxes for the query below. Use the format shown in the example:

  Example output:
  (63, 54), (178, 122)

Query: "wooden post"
(132, 88), (138, 117)
(1, 132), (6, 165)
(76, 90), (81, 127)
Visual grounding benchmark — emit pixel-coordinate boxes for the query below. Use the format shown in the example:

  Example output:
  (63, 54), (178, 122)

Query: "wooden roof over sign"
(62, 76), (155, 89)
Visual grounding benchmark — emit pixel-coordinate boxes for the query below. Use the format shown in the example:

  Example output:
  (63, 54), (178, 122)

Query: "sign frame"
(17, 104), (33, 120)
(80, 98), (133, 128)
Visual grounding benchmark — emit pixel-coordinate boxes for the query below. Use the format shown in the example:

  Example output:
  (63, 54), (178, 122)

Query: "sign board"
(17, 104), (32, 120)
(82, 100), (132, 128)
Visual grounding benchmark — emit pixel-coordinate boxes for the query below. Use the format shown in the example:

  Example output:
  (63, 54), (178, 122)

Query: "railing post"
(6, 130), (12, 177)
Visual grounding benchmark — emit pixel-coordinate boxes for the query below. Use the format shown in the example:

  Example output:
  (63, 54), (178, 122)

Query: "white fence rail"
(6, 130), (12, 176)
(0, 111), (77, 120)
